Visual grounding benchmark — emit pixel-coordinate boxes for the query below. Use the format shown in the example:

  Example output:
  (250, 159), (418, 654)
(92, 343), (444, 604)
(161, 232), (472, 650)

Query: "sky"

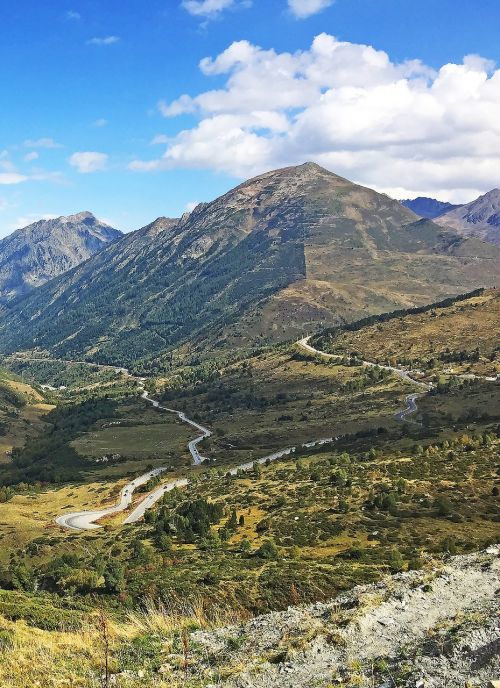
(0, 0), (499, 237)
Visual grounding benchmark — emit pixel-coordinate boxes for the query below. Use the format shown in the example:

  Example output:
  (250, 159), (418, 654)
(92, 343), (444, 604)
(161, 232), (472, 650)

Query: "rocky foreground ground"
(167, 548), (499, 687)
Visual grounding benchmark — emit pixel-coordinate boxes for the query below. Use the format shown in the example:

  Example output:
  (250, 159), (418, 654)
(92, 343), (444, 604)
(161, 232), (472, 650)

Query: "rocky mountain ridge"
(0, 212), (121, 301)
(435, 188), (500, 245)
(400, 196), (462, 219)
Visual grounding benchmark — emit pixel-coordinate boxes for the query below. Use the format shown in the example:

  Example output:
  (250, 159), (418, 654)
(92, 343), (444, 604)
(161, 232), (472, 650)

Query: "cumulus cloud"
(24, 151), (39, 162)
(87, 36), (120, 46)
(66, 10), (81, 20)
(24, 137), (62, 149)
(93, 118), (108, 127)
(69, 151), (108, 173)
(129, 35), (500, 200)
(288, 0), (334, 19)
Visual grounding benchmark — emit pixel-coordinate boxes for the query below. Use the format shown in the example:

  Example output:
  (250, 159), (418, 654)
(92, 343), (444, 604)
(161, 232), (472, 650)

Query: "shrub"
(257, 539), (279, 560)
(434, 495), (452, 516)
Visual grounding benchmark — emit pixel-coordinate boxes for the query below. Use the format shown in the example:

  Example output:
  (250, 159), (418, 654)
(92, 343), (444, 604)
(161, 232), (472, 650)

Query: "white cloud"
(87, 36), (120, 46)
(185, 200), (200, 212)
(24, 137), (62, 149)
(69, 151), (108, 173)
(24, 151), (39, 162)
(181, 0), (251, 19)
(129, 34), (500, 199)
(93, 118), (108, 127)
(66, 10), (81, 20)
(13, 213), (58, 229)
(182, 0), (234, 17)
(0, 156), (28, 186)
(288, 0), (334, 18)
(0, 173), (28, 185)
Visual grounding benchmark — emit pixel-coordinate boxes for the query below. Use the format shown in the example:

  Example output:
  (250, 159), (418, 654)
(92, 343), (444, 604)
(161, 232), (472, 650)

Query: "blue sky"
(0, 0), (498, 236)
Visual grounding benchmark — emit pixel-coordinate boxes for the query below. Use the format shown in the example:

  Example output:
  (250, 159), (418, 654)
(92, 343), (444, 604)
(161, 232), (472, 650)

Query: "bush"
(257, 539), (279, 560)
(434, 495), (452, 516)
(389, 548), (404, 572)
(0, 592), (84, 631)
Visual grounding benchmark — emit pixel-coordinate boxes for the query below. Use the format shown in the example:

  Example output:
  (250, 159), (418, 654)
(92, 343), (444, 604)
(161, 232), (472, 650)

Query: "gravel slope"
(181, 549), (499, 688)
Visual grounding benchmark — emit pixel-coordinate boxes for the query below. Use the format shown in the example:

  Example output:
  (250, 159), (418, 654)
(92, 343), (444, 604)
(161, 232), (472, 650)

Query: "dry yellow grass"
(0, 481), (129, 560)
(322, 288), (500, 375)
(0, 613), (103, 688)
(0, 599), (243, 688)
(0, 376), (54, 464)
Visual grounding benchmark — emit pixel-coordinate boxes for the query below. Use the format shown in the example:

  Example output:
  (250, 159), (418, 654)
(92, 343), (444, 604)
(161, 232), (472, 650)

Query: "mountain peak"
(0, 212), (122, 302)
(273, 161), (343, 180)
(478, 188), (500, 201)
(222, 162), (350, 209)
(435, 187), (500, 245)
(300, 161), (327, 171)
(60, 211), (97, 224)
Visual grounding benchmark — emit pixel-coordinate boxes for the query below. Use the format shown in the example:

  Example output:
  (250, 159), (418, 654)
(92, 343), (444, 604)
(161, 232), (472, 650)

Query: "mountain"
(434, 188), (500, 245)
(400, 197), (462, 219)
(0, 163), (498, 369)
(0, 212), (121, 302)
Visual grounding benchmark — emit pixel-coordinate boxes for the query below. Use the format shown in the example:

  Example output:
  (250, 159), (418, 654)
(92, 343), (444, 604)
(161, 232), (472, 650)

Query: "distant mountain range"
(0, 163), (498, 371)
(400, 197), (462, 219)
(0, 212), (121, 302)
(434, 189), (500, 246)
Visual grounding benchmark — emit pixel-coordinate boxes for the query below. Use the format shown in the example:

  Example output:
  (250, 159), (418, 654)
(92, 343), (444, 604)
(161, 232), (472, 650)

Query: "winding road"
(55, 383), (212, 530)
(140, 390), (212, 465)
(55, 338), (431, 531)
(394, 393), (421, 422)
(55, 466), (168, 531)
(297, 336), (430, 425)
(297, 337), (430, 390)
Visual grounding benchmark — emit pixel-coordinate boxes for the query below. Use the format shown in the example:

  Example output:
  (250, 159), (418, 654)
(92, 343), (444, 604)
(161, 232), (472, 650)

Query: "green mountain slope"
(0, 163), (498, 369)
